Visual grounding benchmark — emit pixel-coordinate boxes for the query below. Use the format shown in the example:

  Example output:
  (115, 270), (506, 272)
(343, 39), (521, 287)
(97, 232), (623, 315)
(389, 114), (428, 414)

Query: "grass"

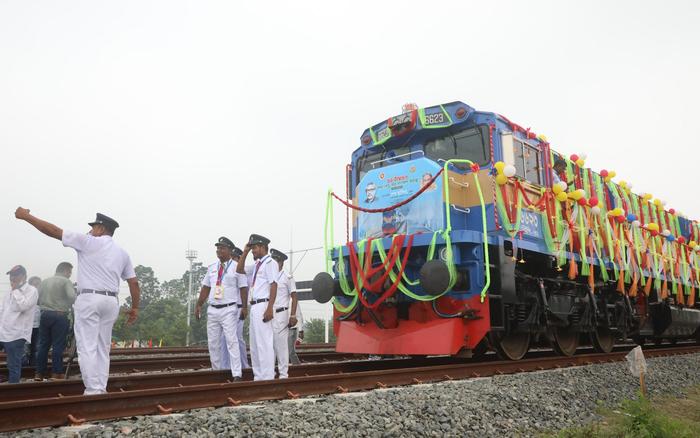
(546, 386), (700, 438)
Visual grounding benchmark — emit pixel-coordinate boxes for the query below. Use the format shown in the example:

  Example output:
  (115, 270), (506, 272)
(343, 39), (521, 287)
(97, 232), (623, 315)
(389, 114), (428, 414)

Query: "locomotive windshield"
(424, 125), (490, 169)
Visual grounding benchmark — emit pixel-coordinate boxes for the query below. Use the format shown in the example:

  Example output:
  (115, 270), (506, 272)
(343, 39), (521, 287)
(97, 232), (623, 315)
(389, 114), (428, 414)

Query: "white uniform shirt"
(244, 255), (279, 301)
(0, 283), (38, 342)
(62, 231), (136, 292)
(201, 259), (248, 304)
(291, 303), (304, 330)
(275, 271), (296, 309)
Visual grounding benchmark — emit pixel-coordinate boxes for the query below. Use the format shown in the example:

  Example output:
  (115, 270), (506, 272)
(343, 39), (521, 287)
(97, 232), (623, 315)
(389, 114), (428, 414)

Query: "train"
(311, 101), (700, 360)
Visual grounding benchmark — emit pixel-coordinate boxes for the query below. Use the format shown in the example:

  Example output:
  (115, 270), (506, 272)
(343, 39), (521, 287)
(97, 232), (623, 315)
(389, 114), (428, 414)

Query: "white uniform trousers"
(237, 316), (249, 369)
(272, 308), (290, 378)
(249, 302), (274, 380)
(206, 305), (241, 378)
(219, 313), (249, 370)
(73, 293), (120, 395)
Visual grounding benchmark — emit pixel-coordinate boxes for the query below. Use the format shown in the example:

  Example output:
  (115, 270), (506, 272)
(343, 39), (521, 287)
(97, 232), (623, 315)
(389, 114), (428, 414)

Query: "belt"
(210, 302), (237, 309)
(79, 289), (117, 297)
(275, 307), (289, 313)
(237, 304), (243, 308)
(250, 298), (270, 305)
(42, 310), (68, 314)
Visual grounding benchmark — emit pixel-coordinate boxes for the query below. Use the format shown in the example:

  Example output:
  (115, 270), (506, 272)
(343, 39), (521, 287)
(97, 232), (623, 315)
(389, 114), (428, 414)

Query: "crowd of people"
(3, 208), (304, 393)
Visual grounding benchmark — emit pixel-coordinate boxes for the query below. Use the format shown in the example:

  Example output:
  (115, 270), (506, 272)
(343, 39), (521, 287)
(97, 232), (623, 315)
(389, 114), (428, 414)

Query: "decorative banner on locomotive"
(357, 157), (444, 240)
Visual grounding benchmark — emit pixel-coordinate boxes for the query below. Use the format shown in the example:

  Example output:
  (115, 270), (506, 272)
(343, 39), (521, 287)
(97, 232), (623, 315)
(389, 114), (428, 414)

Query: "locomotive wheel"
(591, 326), (614, 353)
(493, 332), (530, 361)
(550, 326), (579, 356)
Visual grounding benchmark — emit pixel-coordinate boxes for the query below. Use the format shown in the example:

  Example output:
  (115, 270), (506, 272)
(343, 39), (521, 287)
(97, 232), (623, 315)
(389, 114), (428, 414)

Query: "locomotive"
(312, 101), (700, 360)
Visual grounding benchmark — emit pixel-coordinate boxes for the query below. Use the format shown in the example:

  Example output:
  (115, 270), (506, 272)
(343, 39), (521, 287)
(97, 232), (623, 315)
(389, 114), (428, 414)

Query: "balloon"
(651, 230), (659, 237)
(669, 208), (676, 215)
(611, 207), (624, 216)
(609, 170), (617, 178)
(662, 229), (671, 237)
(588, 197), (598, 207)
(643, 193), (653, 201)
(677, 236), (686, 244)
(569, 189), (584, 200)
(632, 220), (641, 228)
(615, 215), (625, 223)
(600, 169), (609, 177)
(494, 161), (505, 173)
(575, 158), (585, 167)
(619, 181), (628, 189)
(556, 192), (568, 202)
(626, 214), (637, 222)
(496, 174), (508, 185)
(556, 181), (568, 192)
(579, 153), (588, 160)
(552, 184), (563, 195)
(570, 154), (579, 162)
(654, 199), (663, 207)
(690, 241), (697, 248)
(503, 165), (516, 178)
(591, 206), (601, 215)
(646, 223), (659, 232)
(577, 198), (588, 206)
(537, 134), (548, 142)
(604, 176), (611, 183)
(666, 234), (675, 242)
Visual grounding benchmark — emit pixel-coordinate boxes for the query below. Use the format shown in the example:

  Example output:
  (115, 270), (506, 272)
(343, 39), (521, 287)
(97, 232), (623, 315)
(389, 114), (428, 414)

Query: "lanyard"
(252, 255), (270, 288)
(216, 260), (232, 286)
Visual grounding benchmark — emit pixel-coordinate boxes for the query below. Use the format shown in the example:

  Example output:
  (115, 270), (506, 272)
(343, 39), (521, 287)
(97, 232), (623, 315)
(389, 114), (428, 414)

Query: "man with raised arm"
(236, 234), (278, 380)
(14, 208), (140, 395)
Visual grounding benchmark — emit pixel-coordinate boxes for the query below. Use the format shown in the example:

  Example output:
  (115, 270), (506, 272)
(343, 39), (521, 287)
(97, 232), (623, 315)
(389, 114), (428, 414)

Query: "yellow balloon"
(575, 159), (585, 167)
(552, 184), (563, 195)
(494, 161), (505, 173)
(556, 192), (568, 202)
(609, 170), (617, 178)
(647, 223), (659, 232)
(690, 241), (697, 249)
(644, 193), (653, 201)
(619, 180), (627, 189)
(496, 174), (508, 185)
(604, 176), (611, 183)
(653, 198), (662, 207)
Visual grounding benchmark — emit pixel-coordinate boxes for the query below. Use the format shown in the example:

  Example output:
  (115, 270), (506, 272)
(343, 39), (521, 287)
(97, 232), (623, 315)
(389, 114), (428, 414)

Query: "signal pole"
(185, 249), (198, 346)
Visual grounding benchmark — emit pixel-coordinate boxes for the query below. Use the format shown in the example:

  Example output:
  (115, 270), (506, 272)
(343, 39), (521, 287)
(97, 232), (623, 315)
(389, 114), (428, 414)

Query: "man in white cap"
(14, 208), (140, 395)
(220, 246), (249, 371)
(236, 234), (278, 381)
(0, 265), (38, 383)
(195, 237), (247, 380)
(269, 248), (297, 378)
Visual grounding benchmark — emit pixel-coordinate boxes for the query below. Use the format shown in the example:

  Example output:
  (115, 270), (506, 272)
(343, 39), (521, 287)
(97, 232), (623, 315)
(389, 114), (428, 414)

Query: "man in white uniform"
(236, 234), (278, 381)
(0, 265), (38, 383)
(14, 209), (140, 395)
(220, 246), (249, 371)
(269, 248), (298, 378)
(195, 237), (247, 380)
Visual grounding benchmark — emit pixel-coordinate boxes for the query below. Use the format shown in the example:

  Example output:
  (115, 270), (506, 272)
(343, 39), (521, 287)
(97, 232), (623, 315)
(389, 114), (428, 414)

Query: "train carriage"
(312, 101), (700, 360)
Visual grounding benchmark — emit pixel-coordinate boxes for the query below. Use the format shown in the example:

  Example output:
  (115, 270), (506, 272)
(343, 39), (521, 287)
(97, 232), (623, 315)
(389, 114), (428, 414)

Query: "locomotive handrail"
(442, 159), (491, 302)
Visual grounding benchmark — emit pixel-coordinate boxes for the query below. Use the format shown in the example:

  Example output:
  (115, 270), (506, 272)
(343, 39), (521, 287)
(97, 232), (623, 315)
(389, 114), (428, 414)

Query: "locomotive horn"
(420, 260), (451, 295)
(312, 272), (340, 303)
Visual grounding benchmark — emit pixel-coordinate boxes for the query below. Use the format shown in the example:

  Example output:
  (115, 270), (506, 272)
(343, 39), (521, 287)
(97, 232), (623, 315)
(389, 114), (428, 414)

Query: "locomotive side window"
(356, 150), (384, 185)
(512, 139), (542, 185)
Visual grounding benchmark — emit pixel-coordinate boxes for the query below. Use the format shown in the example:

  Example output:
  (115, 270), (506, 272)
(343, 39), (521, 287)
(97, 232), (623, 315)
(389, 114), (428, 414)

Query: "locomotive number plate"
(519, 210), (541, 238)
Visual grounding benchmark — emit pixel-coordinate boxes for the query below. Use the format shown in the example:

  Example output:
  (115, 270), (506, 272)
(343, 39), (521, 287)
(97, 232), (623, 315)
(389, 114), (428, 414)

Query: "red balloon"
(570, 154), (579, 162)
(600, 169), (609, 177)
(577, 198), (588, 206)
(650, 230), (659, 237)
(615, 215), (625, 223)
(588, 197), (599, 207)
(669, 208), (676, 214)
(677, 236), (686, 244)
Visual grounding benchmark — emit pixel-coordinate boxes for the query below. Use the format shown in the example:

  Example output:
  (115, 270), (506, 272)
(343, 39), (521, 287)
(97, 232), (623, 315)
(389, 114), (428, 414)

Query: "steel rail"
(0, 345), (698, 432)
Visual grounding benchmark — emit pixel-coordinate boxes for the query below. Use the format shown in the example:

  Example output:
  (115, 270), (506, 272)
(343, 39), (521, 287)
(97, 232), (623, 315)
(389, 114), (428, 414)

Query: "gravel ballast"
(8, 352), (700, 437)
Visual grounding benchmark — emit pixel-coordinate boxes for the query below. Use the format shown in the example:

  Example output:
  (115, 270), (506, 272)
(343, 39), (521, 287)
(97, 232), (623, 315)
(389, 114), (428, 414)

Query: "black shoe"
(233, 376), (242, 382)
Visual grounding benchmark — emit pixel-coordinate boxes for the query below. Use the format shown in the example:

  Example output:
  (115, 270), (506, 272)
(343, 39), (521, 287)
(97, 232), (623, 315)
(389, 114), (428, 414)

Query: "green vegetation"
(551, 387), (700, 438)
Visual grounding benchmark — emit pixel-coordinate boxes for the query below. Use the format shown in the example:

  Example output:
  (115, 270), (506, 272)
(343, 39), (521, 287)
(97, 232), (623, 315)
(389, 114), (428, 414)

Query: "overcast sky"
(2, 1), (699, 320)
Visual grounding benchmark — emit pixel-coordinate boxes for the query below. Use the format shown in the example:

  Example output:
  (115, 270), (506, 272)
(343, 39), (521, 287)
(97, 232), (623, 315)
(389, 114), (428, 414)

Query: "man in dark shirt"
(35, 262), (76, 380)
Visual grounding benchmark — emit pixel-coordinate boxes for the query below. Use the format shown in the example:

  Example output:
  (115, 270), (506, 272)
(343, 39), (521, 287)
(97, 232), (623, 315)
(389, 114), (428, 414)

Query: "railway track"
(1, 344), (698, 432)
(0, 350), (357, 379)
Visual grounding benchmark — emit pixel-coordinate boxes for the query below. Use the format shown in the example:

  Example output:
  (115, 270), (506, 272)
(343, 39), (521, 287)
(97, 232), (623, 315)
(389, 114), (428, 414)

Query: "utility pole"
(185, 249), (198, 346)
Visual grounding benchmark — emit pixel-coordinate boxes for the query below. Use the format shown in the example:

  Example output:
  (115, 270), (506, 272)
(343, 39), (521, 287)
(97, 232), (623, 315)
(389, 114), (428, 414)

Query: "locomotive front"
(312, 102), (495, 357)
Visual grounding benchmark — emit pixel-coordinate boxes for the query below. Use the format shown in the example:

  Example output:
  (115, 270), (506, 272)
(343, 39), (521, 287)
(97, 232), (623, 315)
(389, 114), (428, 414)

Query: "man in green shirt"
(35, 262), (76, 380)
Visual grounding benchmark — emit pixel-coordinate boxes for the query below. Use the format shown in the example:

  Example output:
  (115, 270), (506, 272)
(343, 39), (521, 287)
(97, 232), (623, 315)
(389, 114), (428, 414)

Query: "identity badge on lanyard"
(214, 260), (232, 300)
